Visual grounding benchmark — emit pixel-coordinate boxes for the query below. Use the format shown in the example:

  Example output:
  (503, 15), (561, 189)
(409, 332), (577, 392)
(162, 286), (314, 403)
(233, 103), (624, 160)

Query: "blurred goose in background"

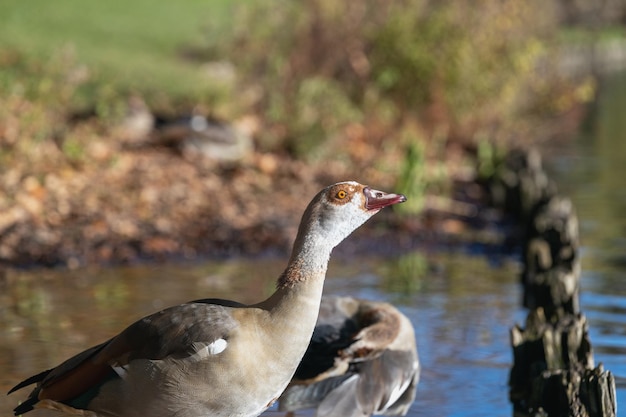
(279, 296), (419, 417)
(8, 181), (406, 417)
(151, 112), (252, 162)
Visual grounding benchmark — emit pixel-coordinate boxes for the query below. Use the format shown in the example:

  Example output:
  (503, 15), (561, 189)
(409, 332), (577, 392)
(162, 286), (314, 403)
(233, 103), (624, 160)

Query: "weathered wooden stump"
(509, 308), (615, 417)
(486, 148), (556, 223)
(521, 196), (581, 317)
(484, 147), (617, 416)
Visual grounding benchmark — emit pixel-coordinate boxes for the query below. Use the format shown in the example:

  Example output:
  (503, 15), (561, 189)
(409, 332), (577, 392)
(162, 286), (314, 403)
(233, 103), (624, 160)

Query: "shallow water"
(0, 252), (523, 417)
(2, 72), (626, 417)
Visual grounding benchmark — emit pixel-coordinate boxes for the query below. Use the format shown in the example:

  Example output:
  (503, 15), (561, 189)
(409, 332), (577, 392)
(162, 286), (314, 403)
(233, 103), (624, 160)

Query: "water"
(0, 253), (523, 417)
(543, 70), (626, 408)
(1, 71), (626, 416)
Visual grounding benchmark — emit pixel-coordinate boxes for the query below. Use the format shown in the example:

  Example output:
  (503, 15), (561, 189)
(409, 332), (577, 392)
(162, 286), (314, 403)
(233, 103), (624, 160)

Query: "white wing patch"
(378, 361), (418, 412)
(190, 339), (228, 360)
(380, 378), (410, 412)
(112, 365), (129, 379)
(207, 338), (228, 354)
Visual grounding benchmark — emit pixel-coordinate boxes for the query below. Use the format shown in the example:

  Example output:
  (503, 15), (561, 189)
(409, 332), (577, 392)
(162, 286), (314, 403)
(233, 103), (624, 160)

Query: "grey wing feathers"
(279, 374), (354, 411)
(98, 301), (239, 362)
(281, 349), (418, 417)
(317, 375), (367, 417)
(356, 349), (419, 416)
(7, 300), (242, 417)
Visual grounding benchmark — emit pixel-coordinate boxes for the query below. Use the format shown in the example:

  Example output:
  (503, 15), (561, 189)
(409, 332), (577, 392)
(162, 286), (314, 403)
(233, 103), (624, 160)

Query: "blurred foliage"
(0, 0), (596, 171)
(396, 139), (427, 215)
(0, 49), (93, 173)
(0, 53), (65, 172)
(0, 0), (605, 265)
(476, 138), (508, 181)
(204, 0), (591, 160)
(559, 25), (626, 43)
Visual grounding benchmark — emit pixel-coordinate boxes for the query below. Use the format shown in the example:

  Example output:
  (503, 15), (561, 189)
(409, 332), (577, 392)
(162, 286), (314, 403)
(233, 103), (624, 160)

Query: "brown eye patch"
(326, 183), (360, 205)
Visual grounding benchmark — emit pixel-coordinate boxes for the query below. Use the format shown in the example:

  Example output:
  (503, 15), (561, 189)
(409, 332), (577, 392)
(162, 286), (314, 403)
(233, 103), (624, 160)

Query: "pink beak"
(364, 187), (407, 211)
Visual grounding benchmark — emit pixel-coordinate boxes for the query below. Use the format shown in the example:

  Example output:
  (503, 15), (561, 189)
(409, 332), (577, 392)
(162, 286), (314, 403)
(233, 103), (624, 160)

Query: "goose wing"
(9, 300), (241, 414)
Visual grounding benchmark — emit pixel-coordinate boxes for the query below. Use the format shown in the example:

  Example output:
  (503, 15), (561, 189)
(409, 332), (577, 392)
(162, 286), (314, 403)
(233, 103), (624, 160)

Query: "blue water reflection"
(322, 253), (526, 417)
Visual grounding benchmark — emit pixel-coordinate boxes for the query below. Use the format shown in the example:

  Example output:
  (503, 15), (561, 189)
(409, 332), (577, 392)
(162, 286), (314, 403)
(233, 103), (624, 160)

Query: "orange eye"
(336, 190), (347, 199)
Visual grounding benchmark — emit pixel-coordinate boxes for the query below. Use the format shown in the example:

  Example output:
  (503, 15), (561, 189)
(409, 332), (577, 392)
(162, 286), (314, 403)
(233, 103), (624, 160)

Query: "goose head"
(295, 181), (406, 251)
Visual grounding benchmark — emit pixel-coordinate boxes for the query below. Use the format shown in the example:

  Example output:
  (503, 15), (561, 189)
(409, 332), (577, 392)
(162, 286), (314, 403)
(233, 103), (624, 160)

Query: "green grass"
(0, 0), (234, 101)
(558, 25), (626, 45)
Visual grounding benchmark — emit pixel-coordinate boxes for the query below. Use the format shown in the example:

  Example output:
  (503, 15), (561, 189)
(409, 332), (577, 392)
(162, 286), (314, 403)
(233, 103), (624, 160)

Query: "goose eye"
(336, 190), (347, 199)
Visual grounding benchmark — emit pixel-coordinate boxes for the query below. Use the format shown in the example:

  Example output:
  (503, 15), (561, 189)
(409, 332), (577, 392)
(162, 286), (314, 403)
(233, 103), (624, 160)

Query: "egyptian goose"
(8, 181), (406, 417)
(279, 296), (419, 417)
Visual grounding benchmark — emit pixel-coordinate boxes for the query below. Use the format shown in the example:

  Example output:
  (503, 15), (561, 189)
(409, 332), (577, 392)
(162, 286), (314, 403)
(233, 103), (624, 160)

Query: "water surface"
(0, 252), (522, 417)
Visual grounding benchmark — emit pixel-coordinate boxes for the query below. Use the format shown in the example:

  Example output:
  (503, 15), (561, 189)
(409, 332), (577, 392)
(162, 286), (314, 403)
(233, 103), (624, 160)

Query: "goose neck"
(277, 237), (333, 289)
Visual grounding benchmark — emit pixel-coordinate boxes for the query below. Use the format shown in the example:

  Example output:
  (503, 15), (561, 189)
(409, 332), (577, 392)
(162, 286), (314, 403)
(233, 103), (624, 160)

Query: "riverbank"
(0, 73), (593, 268)
(0, 128), (580, 268)
(0, 131), (497, 267)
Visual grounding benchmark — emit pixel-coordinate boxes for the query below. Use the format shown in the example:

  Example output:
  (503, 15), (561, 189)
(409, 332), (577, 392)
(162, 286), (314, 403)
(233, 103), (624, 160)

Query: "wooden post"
(486, 148), (617, 416)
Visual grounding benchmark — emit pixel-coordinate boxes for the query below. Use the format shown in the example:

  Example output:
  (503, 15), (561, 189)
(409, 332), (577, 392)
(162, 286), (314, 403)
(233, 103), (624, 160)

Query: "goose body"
(8, 181), (406, 417)
(279, 296), (419, 417)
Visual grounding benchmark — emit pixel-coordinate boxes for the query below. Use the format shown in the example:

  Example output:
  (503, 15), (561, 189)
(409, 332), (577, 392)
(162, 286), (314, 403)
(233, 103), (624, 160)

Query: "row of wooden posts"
(486, 149), (617, 417)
